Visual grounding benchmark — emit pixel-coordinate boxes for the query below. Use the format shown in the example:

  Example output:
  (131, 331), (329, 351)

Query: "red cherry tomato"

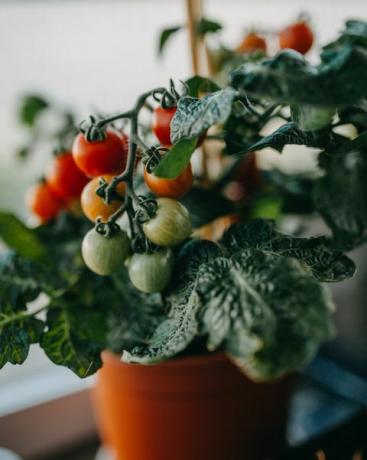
(26, 181), (63, 223)
(152, 107), (177, 146)
(72, 129), (128, 178)
(144, 163), (193, 199)
(237, 32), (267, 54)
(279, 21), (314, 55)
(45, 152), (89, 202)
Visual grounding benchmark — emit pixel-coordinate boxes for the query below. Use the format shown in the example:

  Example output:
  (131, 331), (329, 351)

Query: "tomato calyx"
(153, 78), (187, 109)
(135, 197), (158, 224)
(142, 145), (168, 173)
(95, 176), (125, 205)
(95, 219), (121, 238)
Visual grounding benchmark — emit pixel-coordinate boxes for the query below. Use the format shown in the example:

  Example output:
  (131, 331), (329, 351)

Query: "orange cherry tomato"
(46, 152), (89, 202)
(72, 129), (128, 178)
(144, 163), (193, 199)
(279, 21), (313, 55)
(152, 107), (177, 146)
(81, 175), (125, 222)
(237, 32), (267, 54)
(26, 181), (63, 223)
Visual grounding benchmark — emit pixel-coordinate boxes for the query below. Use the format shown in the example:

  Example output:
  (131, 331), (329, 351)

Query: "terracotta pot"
(92, 351), (292, 460)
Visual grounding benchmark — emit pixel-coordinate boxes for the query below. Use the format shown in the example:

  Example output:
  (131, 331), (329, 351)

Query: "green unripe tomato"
(291, 104), (335, 132)
(143, 198), (192, 247)
(82, 228), (130, 275)
(128, 249), (174, 293)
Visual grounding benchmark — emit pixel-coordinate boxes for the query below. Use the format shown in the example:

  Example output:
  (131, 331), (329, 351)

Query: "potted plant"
(1, 18), (367, 460)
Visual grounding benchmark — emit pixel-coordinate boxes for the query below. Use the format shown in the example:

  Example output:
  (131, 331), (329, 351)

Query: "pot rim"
(102, 349), (230, 369)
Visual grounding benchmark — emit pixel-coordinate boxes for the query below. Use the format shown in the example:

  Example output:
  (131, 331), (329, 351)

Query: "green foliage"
(185, 76), (221, 98)
(180, 187), (235, 228)
(221, 219), (356, 282)
(196, 18), (223, 36)
(0, 252), (45, 368)
(18, 94), (48, 127)
(313, 132), (367, 249)
(245, 122), (346, 153)
(230, 39), (367, 106)
(0, 212), (47, 262)
(154, 137), (197, 179)
(171, 87), (237, 143)
(157, 26), (182, 55)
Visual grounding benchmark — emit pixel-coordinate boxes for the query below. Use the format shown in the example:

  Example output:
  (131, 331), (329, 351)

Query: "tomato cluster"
(26, 93), (196, 294)
(236, 20), (313, 56)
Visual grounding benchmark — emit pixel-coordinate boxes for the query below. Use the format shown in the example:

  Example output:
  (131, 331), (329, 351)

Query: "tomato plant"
(143, 198), (192, 246)
(128, 249), (174, 293)
(46, 152), (89, 201)
(2, 19), (366, 384)
(152, 106), (177, 146)
(81, 175), (125, 222)
(144, 162), (193, 198)
(81, 227), (130, 275)
(279, 21), (313, 54)
(72, 129), (128, 177)
(26, 181), (63, 223)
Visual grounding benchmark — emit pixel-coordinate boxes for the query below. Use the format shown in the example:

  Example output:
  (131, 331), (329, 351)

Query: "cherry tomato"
(237, 32), (267, 54)
(152, 107), (177, 146)
(128, 249), (174, 293)
(81, 175), (125, 222)
(72, 129), (128, 178)
(46, 152), (89, 202)
(279, 21), (313, 55)
(82, 228), (130, 275)
(26, 181), (63, 224)
(144, 163), (193, 199)
(143, 198), (192, 247)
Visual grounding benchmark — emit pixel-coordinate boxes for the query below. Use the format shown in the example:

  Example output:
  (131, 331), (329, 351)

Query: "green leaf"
(171, 87), (237, 143)
(0, 252), (46, 369)
(154, 137), (197, 179)
(19, 94), (48, 127)
(197, 250), (334, 380)
(185, 76), (221, 98)
(124, 289), (201, 364)
(157, 26), (182, 55)
(196, 18), (223, 36)
(246, 122), (345, 153)
(180, 186), (235, 228)
(0, 315), (44, 368)
(221, 219), (356, 282)
(0, 213), (47, 262)
(41, 298), (106, 378)
(313, 132), (367, 249)
(230, 39), (367, 106)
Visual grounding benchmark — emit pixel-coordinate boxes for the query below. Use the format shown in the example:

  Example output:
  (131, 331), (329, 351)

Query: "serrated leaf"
(313, 132), (367, 249)
(221, 219), (356, 282)
(0, 315), (44, 368)
(41, 299), (105, 378)
(180, 186), (235, 228)
(157, 26), (182, 55)
(0, 212), (47, 262)
(154, 137), (197, 179)
(246, 122), (345, 153)
(123, 289), (201, 364)
(230, 38), (367, 106)
(171, 87), (237, 143)
(197, 250), (334, 380)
